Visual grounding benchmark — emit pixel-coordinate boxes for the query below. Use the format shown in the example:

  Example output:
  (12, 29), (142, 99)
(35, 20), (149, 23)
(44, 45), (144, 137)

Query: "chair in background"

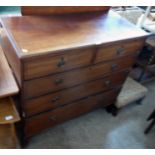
(137, 6), (155, 33)
(144, 109), (155, 134)
(106, 77), (148, 116)
(137, 35), (155, 82)
(130, 6), (155, 82)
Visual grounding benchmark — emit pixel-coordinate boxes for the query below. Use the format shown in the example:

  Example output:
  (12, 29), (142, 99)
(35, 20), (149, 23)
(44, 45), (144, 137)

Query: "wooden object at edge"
(21, 6), (110, 15)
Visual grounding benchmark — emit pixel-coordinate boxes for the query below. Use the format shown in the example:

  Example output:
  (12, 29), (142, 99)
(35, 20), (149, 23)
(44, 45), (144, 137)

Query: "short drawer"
(24, 88), (120, 138)
(24, 47), (94, 80)
(23, 71), (128, 117)
(95, 39), (144, 63)
(23, 55), (135, 98)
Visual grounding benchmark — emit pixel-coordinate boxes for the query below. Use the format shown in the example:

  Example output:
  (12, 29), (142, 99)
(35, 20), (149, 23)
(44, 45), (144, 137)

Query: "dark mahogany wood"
(0, 10), (148, 58)
(23, 39), (143, 80)
(23, 71), (128, 117)
(96, 39), (144, 63)
(23, 47), (94, 80)
(23, 56), (135, 99)
(0, 10), (149, 141)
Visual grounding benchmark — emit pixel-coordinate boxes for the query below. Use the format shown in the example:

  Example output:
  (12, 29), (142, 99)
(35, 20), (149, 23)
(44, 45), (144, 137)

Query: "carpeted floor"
(26, 81), (155, 149)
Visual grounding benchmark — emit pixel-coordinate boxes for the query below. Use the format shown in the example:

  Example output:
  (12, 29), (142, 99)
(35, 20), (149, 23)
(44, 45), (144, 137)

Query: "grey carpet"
(26, 81), (155, 149)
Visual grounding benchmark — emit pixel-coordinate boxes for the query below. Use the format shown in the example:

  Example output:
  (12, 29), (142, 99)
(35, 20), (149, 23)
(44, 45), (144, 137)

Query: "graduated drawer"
(24, 47), (94, 80)
(23, 55), (136, 99)
(95, 39), (144, 63)
(23, 71), (128, 117)
(24, 88), (120, 138)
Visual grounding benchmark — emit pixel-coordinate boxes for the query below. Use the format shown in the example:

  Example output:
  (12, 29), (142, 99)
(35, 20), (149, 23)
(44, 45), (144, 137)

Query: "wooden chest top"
(0, 10), (148, 58)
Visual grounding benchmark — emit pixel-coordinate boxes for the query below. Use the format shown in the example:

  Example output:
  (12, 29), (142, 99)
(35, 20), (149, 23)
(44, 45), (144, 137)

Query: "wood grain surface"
(0, 9), (149, 140)
(0, 10), (148, 57)
(21, 6), (110, 15)
(0, 97), (20, 124)
(0, 46), (19, 98)
(23, 71), (128, 117)
(0, 98), (20, 148)
(25, 88), (120, 138)
(23, 56), (135, 99)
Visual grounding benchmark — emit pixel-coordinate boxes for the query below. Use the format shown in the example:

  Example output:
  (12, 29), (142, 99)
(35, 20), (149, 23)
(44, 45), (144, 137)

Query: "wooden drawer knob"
(49, 116), (56, 121)
(104, 80), (111, 86)
(54, 79), (64, 85)
(104, 80), (112, 87)
(51, 96), (60, 103)
(57, 57), (66, 67)
(111, 64), (118, 71)
(117, 47), (125, 56)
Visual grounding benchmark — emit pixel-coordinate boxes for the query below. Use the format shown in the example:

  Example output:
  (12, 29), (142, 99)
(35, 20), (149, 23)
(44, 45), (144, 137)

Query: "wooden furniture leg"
(105, 104), (118, 117)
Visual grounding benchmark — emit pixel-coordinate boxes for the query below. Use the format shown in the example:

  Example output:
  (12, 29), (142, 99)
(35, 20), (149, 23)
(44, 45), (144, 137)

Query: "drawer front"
(25, 88), (120, 138)
(24, 48), (94, 80)
(23, 56), (135, 98)
(95, 39), (144, 63)
(23, 71), (128, 117)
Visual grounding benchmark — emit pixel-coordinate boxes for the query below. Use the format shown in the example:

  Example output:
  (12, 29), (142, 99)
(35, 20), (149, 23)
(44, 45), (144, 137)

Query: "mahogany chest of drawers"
(0, 10), (148, 140)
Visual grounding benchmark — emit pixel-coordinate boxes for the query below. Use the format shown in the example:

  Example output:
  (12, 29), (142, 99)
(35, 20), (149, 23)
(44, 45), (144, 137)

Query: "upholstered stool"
(106, 77), (148, 116)
(115, 77), (148, 108)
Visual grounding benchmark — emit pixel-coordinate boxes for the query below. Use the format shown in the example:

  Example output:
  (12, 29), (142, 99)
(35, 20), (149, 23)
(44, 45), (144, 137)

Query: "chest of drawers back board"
(0, 10), (148, 141)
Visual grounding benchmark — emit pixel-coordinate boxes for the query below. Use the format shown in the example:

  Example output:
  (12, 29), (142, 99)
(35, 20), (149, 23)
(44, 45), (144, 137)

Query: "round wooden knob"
(54, 79), (63, 85)
(117, 47), (125, 56)
(111, 64), (118, 71)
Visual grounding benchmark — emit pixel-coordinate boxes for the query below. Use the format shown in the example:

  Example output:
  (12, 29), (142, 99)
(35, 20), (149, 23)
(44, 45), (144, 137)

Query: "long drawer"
(23, 39), (143, 80)
(24, 88), (120, 138)
(95, 39), (144, 63)
(23, 55), (136, 98)
(23, 71), (128, 117)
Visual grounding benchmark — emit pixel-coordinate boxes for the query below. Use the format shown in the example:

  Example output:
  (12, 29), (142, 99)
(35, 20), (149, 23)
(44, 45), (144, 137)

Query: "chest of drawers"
(0, 10), (148, 140)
